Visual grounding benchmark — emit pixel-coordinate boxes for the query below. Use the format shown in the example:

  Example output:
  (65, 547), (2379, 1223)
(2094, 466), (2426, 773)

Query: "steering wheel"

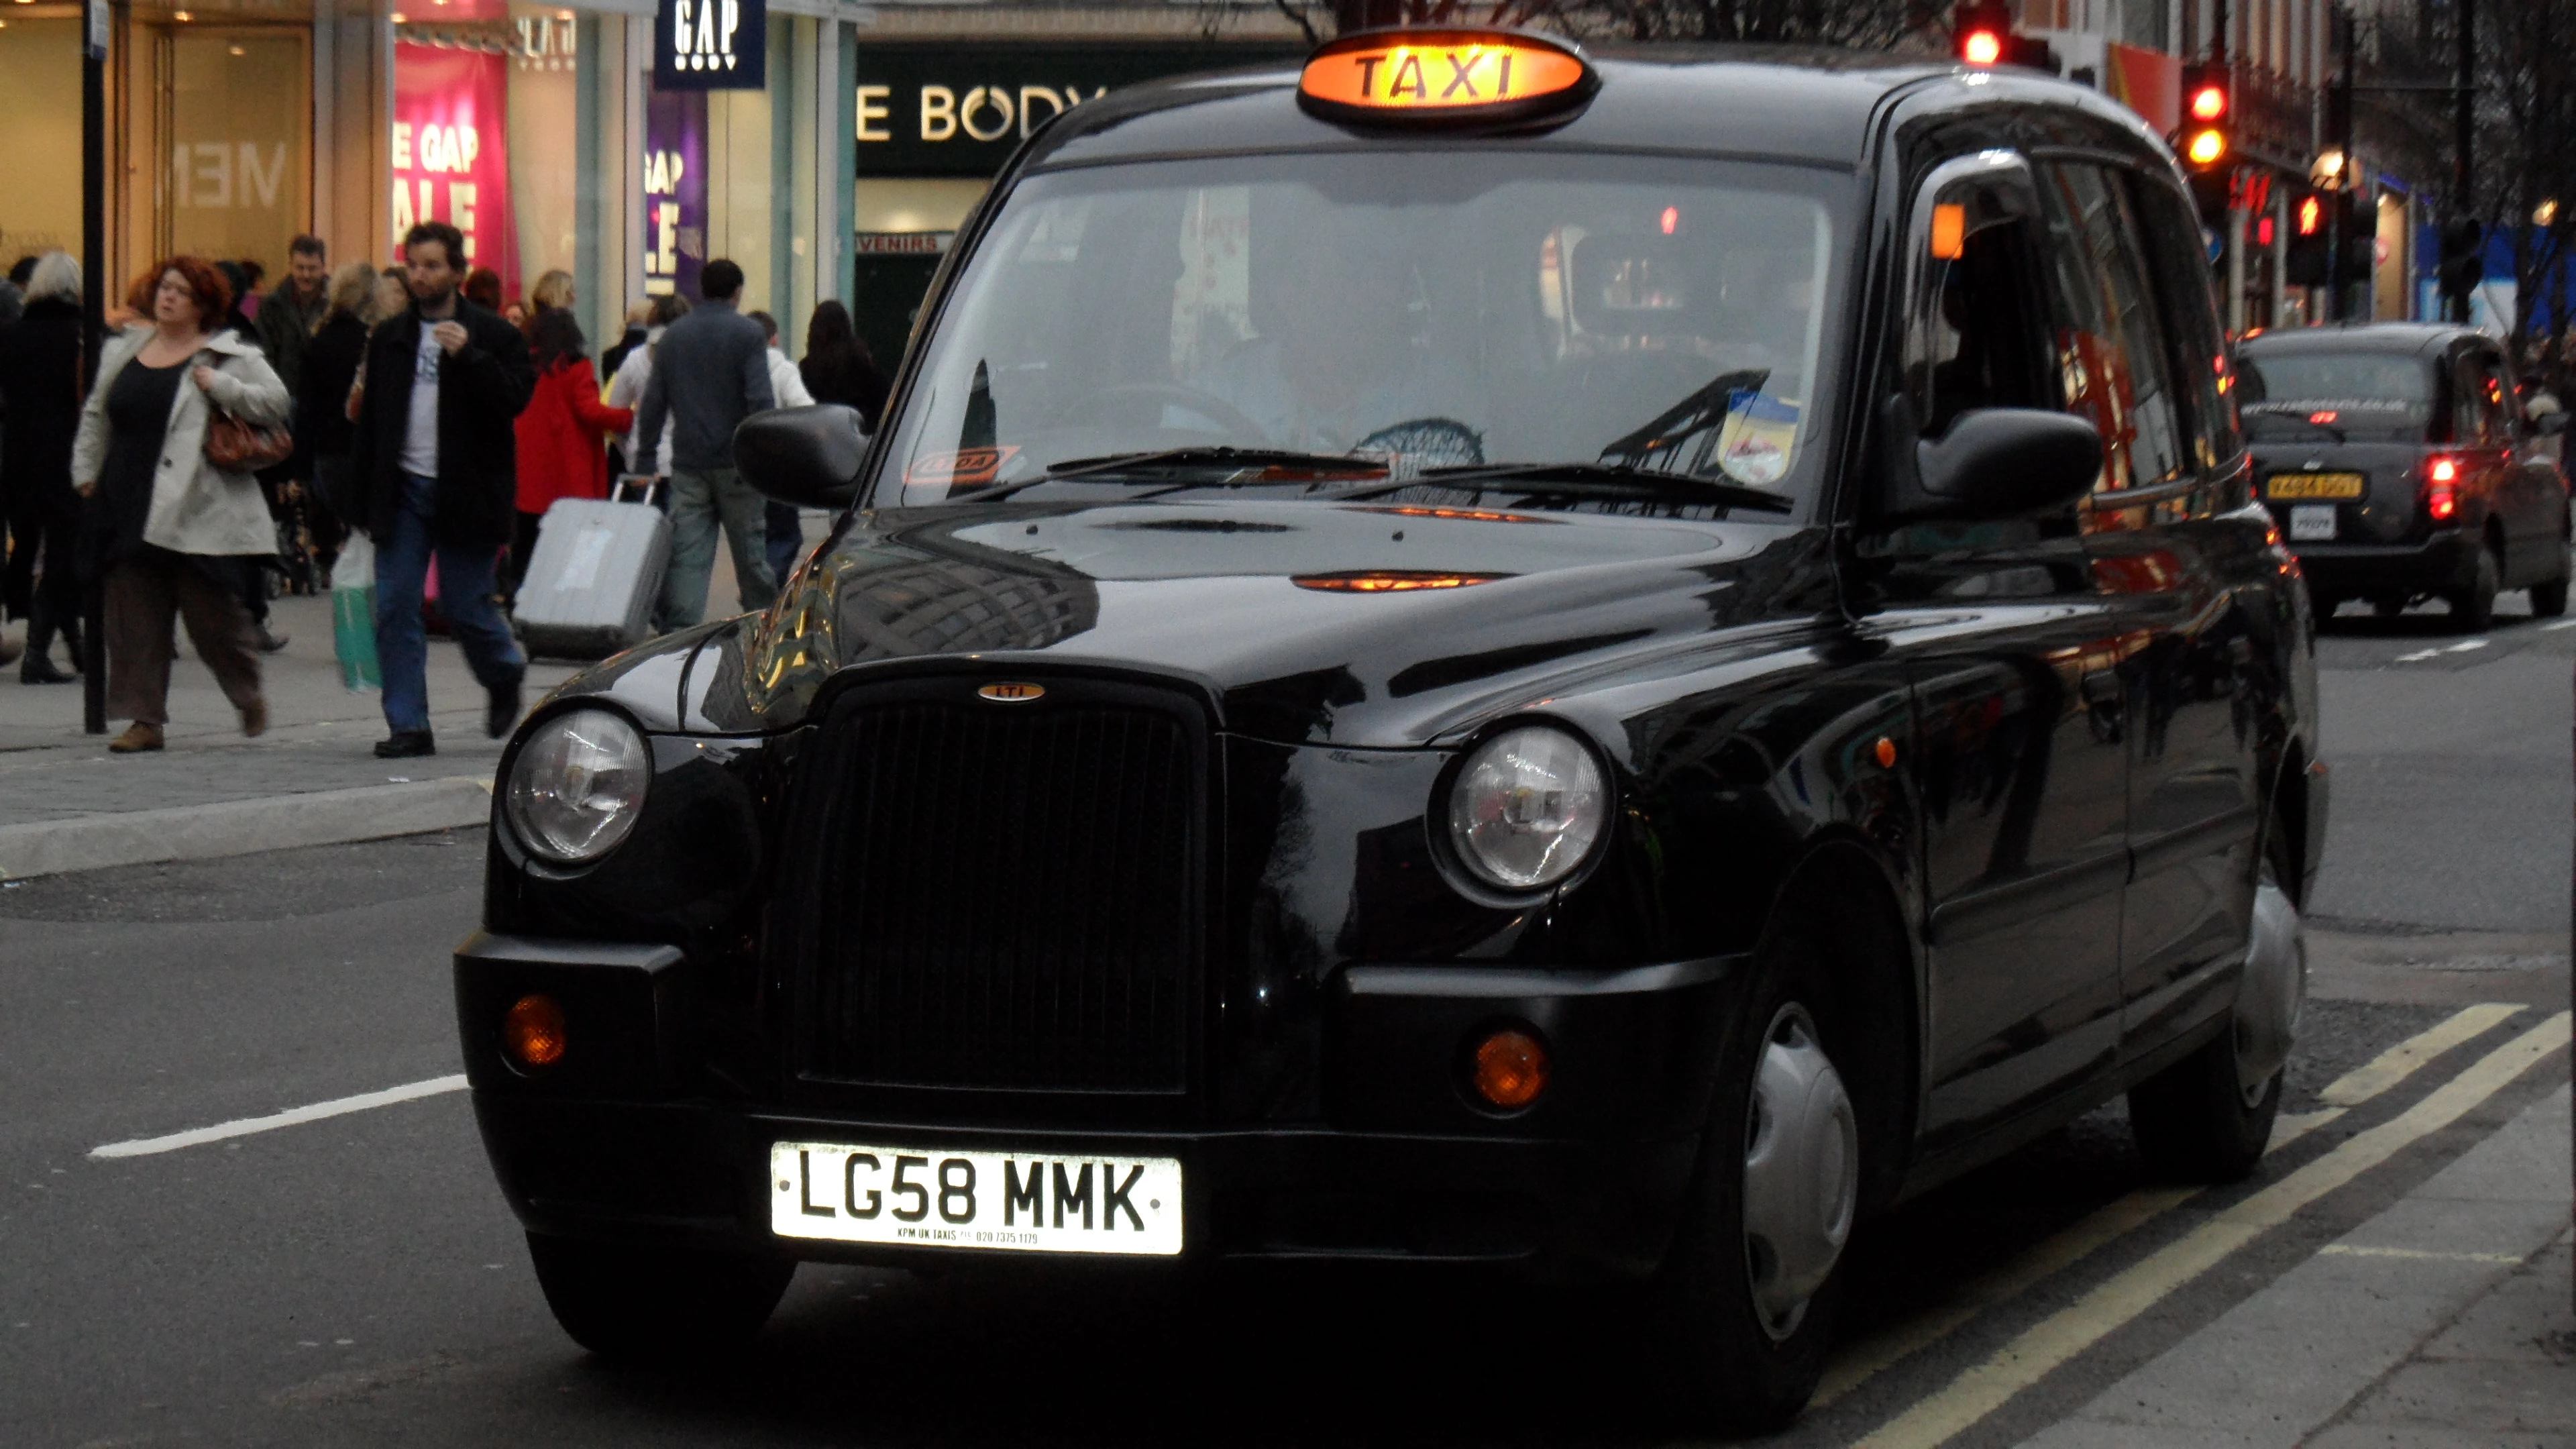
(1046, 382), (1269, 442)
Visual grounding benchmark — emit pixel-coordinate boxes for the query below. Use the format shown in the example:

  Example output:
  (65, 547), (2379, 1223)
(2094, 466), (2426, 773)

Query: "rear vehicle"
(458, 30), (2322, 1430)
(2239, 324), (2571, 629)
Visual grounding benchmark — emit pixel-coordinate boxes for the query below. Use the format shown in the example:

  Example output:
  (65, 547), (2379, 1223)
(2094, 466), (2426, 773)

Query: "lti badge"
(655, 0), (764, 91)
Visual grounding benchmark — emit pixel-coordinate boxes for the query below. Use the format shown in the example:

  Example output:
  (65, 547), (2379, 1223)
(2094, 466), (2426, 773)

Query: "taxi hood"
(659, 498), (1828, 748)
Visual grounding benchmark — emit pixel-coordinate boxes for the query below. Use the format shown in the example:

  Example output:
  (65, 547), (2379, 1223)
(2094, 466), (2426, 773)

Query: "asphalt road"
(0, 592), (2567, 1448)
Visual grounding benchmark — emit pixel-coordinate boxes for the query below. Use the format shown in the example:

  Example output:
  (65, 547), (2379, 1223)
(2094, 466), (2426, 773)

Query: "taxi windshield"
(869, 152), (1850, 514)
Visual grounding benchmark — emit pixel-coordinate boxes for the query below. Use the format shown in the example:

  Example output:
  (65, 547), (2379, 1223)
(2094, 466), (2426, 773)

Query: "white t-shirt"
(400, 321), (441, 478)
(767, 347), (815, 409)
(608, 337), (672, 478)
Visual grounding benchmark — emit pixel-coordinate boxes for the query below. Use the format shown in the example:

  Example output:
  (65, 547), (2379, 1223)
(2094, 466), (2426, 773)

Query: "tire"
(2128, 823), (2300, 1183)
(526, 1232), (794, 1362)
(2530, 547), (2569, 617)
(2448, 543), (2500, 632)
(1646, 934), (1858, 1433)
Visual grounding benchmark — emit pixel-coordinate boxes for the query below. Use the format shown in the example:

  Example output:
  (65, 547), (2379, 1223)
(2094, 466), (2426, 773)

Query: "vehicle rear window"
(2237, 352), (2434, 440)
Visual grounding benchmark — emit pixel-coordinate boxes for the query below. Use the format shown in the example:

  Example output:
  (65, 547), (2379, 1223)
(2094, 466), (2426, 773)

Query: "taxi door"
(1864, 150), (2130, 1154)
(2029, 160), (2263, 1052)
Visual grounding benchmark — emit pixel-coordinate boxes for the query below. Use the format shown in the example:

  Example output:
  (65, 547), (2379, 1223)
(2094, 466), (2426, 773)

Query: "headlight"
(506, 710), (651, 864)
(1446, 725), (1608, 892)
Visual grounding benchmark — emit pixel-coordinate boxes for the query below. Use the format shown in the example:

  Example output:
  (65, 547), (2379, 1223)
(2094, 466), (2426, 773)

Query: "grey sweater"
(633, 297), (775, 473)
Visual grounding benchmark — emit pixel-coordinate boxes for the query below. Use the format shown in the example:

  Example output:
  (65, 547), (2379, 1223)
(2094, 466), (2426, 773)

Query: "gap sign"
(655, 0), (763, 91)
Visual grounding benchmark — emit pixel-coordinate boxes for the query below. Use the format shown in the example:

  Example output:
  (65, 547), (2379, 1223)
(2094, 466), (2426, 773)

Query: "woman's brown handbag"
(204, 409), (295, 472)
(197, 352), (296, 472)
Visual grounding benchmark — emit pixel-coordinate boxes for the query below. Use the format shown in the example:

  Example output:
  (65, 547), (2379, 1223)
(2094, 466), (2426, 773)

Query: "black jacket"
(297, 312), (368, 471)
(350, 299), (534, 546)
(0, 297), (85, 501)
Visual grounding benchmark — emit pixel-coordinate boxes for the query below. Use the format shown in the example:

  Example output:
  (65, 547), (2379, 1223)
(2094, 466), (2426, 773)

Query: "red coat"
(513, 358), (633, 515)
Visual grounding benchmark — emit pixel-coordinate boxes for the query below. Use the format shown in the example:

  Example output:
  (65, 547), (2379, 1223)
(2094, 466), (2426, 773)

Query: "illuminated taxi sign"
(1297, 29), (1597, 125)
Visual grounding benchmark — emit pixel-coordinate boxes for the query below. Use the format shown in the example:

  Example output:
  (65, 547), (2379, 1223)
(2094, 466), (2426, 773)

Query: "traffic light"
(2284, 191), (2329, 286)
(1953, 3), (2057, 70)
(1955, 2), (2010, 66)
(2180, 62), (2231, 172)
(2438, 218), (2485, 313)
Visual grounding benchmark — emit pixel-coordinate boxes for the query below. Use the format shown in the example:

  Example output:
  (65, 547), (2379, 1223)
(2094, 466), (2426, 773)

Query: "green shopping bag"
(331, 533), (382, 692)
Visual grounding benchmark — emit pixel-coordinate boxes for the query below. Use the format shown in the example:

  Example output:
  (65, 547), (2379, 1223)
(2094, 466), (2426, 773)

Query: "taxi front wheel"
(527, 1232), (794, 1363)
(1644, 931), (1854, 1433)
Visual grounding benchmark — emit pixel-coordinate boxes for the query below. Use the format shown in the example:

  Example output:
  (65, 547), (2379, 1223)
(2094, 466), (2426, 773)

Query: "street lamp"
(2536, 199), (2561, 228)
(2312, 148), (2347, 191)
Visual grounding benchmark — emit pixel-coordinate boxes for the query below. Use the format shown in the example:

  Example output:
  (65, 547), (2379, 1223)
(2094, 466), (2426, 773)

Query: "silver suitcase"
(514, 478), (669, 659)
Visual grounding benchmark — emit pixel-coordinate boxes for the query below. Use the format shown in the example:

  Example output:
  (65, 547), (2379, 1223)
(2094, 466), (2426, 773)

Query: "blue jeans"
(376, 472), (523, 735)
(764, 499), (804, 587)
(659, 466), (777, 629)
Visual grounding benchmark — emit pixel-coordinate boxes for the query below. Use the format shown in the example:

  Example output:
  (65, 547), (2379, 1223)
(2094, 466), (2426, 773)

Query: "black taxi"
(460, 30), (2322, 1430)
(2238, 322), (2571, 629)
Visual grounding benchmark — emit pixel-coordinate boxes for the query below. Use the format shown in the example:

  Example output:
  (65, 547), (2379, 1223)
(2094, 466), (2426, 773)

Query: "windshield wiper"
(1329, 461), (1794, 514)
(932, 447), (1387, 505)
(1046, 447), (1389, 480)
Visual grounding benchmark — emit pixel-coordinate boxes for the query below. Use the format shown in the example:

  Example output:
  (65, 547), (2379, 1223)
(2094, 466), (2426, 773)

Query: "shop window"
(165, 28), (311, 282)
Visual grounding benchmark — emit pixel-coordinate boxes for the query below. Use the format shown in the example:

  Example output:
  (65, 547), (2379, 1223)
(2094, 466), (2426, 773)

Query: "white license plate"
(2290, 504), (2338, 541)
(769, 1141), (1182, 1256)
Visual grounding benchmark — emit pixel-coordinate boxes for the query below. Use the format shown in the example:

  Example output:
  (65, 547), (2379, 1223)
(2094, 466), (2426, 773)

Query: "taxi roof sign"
(1297, 29), (1597, 125)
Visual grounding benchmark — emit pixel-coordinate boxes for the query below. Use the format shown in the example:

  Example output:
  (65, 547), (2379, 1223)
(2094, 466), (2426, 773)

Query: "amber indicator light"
(1298, 29), (1594, 122)
(1930, 203), (1968, 261)
(1874, 736), (1898, 769)
(502, 994), (567, 1069)
(1293, 571), (1513, 592)
(1470, 1027), (1551, 1110)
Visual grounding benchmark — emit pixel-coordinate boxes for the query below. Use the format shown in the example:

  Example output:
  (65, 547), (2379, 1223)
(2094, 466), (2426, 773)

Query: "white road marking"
(2392, 649), (2443, 663)
(2445, 639), (2489, 652)
(2318, 1002), (2522, 1106)
(2318, 1243), (2523, 1264)
(89, 1075), (468, 1160)
(2544, 619), (2576, 631)
(1850, 1011), (2570, 1449)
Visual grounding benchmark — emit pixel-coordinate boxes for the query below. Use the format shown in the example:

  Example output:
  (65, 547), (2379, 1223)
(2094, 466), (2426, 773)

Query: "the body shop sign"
(855, 44), (1300, 176)
(655, 0), (765, 91)
(391, 42), (517, 297)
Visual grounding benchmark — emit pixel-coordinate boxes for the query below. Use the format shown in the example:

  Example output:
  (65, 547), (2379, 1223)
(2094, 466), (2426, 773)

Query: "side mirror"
(734, 405), (867, 509)
(1886, 407), (2104, 521)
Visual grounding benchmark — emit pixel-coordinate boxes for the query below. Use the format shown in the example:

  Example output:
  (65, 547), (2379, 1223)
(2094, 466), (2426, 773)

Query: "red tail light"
(2425, 455), (2461, 522)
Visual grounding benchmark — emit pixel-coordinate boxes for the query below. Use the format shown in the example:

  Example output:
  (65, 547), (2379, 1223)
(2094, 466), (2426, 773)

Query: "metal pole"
(2328, 8), (2357, 323)
(2453, 0), (2475, 323)
(80, 0), (107, 735)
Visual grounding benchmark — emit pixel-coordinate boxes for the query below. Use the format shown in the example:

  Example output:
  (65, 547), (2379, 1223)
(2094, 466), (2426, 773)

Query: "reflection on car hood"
(675, 498), (1828, 747)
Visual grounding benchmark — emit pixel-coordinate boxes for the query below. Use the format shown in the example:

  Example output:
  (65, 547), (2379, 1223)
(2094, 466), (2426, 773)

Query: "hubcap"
(1740, 1004), (1858, 1342)
(2235, 874), (2306, 1106)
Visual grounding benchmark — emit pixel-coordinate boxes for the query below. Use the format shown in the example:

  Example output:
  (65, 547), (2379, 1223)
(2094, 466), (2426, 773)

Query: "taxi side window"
(2127, 177), (2241, 470)
(1915, 201), (2055, 437)
(2452, 350), (2507, 447)
(2034, 162), (2190, 496)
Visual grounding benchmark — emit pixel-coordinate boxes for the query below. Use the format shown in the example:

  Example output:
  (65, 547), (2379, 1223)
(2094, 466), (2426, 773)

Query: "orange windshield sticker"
(903, 446), (1020, 489)
(1298, 31), (1593, 118)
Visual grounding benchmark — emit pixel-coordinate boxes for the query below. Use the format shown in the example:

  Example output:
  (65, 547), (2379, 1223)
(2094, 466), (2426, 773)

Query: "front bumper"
(2292, 529), (2480, 597)
(456, 934), (1741, 1281)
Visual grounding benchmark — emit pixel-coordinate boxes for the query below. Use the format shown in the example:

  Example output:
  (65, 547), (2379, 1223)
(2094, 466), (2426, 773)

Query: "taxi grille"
(802, 689), (1200, 1095)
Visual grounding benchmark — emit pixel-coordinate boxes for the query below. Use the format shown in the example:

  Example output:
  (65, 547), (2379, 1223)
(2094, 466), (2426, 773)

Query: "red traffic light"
(1955, 2), (2012, 65)
(2189, 83), (2228, 121)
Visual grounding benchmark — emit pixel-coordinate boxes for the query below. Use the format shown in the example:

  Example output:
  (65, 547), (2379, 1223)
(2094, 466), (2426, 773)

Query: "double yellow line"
(1829, 1003), (2567, 1449)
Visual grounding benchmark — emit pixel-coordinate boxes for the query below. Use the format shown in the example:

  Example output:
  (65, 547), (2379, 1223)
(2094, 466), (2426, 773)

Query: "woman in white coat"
(71, 258), (287, 753)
